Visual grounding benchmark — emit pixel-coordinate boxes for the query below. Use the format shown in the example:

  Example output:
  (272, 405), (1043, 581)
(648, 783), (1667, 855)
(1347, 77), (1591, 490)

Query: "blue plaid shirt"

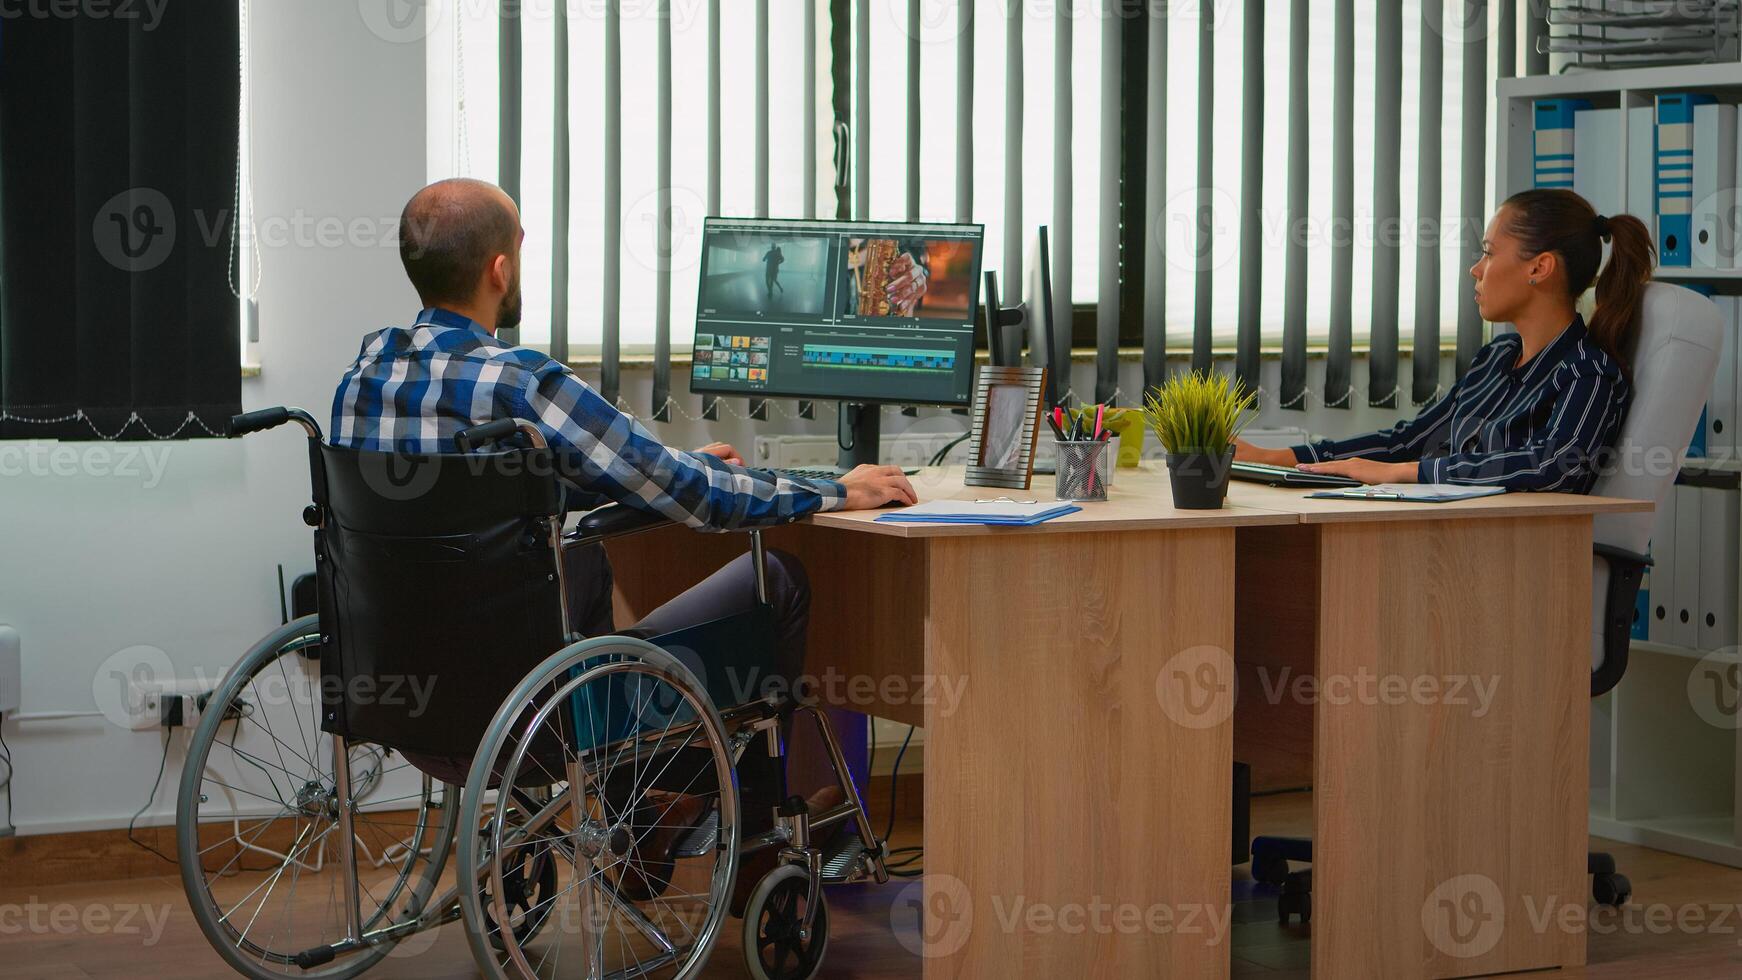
(1293, 315), (1630, 492)
(331, 308), (845, 528)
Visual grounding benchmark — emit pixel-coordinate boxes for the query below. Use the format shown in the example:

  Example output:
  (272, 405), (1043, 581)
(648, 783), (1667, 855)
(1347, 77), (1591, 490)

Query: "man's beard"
(498, 276), (523, 332)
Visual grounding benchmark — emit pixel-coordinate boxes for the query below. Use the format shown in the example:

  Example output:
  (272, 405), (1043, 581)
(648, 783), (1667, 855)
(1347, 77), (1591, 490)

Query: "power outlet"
(124, 679), (218, 731)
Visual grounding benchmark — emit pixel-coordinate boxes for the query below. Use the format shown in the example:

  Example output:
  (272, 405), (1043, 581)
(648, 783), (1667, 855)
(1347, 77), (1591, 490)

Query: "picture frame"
(964, 365), (1048, 490)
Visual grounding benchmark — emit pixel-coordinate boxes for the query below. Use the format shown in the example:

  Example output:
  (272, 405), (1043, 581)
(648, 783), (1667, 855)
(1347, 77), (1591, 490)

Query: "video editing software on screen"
(690, 218), (984, 406)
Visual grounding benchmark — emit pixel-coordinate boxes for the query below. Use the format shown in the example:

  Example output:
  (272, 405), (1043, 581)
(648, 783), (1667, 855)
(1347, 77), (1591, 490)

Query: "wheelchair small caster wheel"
(1278, 870), (1312, 925)
(743, 864), (829, 980)
(1252, 854), (1290, 886)
(1593, 871), (1631, 908)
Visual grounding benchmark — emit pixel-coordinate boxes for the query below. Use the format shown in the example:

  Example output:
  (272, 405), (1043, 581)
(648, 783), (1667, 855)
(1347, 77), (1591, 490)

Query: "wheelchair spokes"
(459, 639), (740, 980)
(176, 621), (456, 980)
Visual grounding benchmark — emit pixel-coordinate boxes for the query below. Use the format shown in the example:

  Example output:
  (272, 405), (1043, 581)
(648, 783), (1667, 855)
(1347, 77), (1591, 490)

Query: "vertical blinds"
(501, 1), (1518, 419)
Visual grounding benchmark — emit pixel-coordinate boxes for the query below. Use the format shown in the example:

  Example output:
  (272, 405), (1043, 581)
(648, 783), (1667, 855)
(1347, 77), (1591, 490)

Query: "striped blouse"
(1291, 315), (1631, 492)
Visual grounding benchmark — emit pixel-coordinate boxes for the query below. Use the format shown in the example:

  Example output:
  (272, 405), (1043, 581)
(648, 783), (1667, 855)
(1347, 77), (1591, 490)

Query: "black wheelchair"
(174, 407), (887, 980)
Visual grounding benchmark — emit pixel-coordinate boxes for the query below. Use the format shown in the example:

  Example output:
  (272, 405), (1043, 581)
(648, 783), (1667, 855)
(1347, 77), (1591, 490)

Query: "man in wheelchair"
(291, 178), (912, 975)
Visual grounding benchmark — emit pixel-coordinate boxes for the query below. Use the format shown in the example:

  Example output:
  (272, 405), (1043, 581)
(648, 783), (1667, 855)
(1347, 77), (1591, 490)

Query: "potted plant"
(1142, 371), (1256, 509)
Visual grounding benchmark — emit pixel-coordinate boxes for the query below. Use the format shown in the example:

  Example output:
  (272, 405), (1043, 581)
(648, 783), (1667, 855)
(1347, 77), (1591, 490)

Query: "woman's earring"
(1529, 277), (1537, 286)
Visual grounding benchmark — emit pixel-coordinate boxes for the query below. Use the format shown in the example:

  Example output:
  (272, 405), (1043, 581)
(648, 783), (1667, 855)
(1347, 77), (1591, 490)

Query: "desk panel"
(922, 527), (1234, 978)
(1310, 515), (1591, 978)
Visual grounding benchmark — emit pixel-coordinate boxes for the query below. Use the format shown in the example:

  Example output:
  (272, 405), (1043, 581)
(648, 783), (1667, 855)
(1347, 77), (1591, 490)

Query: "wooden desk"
(604, 468), (1648, 978)
(607, 470), (1292, 978)
(1227, 481), (1650, 979)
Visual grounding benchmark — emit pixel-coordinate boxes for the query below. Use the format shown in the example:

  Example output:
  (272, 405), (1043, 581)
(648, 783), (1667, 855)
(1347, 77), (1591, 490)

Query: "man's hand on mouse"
(838, 464), (917, 510)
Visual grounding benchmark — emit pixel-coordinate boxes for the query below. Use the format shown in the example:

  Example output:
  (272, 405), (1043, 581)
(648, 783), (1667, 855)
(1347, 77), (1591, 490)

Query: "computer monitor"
(689, 217), (985, 409)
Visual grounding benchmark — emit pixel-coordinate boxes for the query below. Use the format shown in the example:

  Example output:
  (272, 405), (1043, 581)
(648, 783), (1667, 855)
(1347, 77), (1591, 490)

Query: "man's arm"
(519, 362), (844, 529)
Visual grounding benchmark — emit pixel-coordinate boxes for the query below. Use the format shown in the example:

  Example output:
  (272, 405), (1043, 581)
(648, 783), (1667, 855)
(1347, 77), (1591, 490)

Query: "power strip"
(160, 692), (248, 729)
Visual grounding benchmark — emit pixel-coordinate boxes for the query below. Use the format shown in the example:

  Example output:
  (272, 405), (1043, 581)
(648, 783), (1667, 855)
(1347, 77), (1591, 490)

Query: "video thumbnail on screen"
(699, 234), (831, 317)
(841, 238), (976, 320)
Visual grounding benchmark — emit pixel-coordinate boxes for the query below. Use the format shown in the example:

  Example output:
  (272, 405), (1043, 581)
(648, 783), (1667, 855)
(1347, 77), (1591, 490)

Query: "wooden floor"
(3, 794), (1740, 979)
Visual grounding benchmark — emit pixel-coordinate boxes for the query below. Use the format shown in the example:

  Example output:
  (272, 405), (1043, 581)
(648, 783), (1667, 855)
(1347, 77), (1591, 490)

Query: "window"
(428, 1), (1495, 352)
(428, 2), (816, 352)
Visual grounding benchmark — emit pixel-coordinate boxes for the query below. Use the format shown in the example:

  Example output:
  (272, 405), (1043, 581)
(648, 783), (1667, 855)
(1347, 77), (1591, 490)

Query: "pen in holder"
(1055, 440), (1113, 501)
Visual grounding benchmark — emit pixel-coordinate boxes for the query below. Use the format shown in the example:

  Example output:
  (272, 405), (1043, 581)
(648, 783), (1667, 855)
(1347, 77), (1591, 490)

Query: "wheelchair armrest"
(1592, 543), (1651, 698)
(568, 504), (678, 545)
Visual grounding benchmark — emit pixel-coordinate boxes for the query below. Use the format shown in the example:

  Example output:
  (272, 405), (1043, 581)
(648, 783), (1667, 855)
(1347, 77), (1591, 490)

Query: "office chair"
(1250, 282), (1723, 920)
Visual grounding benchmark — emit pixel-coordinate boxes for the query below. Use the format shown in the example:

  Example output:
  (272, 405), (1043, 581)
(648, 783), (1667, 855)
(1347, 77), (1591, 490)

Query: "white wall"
(0, 0), (429, 835)
(0, 0), (1432, 835)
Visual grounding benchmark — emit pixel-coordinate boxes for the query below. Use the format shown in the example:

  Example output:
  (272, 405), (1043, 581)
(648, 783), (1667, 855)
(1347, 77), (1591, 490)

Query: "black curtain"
(0, 4), (240, 441)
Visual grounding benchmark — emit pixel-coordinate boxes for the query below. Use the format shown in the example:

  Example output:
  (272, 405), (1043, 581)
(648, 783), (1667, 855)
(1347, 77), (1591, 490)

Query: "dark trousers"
(568, 543), (810, 832)
(405, 543), (811, 834)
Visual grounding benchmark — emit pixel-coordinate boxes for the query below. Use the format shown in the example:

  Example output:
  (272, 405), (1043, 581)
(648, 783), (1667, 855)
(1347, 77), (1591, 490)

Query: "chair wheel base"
(1278, 870), (1312, 925)
(1593, 871), (1631, 908)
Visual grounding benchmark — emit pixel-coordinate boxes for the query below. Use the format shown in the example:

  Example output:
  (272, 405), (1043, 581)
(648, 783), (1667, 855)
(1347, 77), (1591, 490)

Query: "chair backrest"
(1589, 282), (1723, 672)
(312, 443), (567, 757)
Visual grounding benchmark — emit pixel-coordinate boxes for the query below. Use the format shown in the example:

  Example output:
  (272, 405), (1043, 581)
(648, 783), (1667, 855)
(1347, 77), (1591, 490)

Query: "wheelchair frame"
(176, 408), (889, 980)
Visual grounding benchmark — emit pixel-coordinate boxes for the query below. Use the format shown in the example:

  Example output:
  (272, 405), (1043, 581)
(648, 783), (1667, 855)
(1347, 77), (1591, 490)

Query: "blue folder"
(875, 502), (1082, 526)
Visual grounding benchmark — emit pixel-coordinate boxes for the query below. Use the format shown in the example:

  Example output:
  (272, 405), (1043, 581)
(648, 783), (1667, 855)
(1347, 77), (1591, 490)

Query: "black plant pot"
(1167, 449), (1235, 510)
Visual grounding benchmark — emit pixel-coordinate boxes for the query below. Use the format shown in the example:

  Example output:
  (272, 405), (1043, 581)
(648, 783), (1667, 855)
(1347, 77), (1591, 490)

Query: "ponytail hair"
(1501, 188), (1656, 371)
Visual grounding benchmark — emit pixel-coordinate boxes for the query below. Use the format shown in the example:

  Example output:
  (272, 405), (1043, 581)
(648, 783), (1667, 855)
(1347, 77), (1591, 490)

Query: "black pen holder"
(1055, 440), (1113, 502)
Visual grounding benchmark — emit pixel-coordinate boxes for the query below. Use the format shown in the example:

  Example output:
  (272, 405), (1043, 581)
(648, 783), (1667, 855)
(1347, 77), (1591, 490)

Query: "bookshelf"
(1498, 65), (1742, 869)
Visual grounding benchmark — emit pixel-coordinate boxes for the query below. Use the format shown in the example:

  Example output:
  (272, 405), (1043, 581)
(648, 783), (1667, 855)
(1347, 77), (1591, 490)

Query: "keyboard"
(1229, 461), (1362, 489)
(769, 467), (921, 480)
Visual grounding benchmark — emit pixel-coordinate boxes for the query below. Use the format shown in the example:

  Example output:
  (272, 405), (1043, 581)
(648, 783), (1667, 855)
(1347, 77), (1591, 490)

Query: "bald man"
(331, 179), (913, 872)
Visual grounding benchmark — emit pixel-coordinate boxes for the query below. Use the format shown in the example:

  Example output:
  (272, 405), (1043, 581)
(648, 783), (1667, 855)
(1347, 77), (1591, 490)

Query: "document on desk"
(874, 499), (1082, 525)
(1306, 483), (1508, 503)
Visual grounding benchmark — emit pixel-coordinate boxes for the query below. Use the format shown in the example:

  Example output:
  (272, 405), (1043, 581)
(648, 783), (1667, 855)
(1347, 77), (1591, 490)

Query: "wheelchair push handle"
(454, 417), (548, 452)
(229, 406), (321, 440)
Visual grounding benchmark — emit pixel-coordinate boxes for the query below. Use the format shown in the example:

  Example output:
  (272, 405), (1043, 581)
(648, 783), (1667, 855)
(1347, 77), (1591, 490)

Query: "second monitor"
(690, 217), (985, 409)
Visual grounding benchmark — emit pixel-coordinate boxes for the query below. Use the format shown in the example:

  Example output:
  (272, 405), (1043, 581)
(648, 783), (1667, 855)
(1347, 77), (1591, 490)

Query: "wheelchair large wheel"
(458, 637), (740, 980)
(176, 615), (459, 980)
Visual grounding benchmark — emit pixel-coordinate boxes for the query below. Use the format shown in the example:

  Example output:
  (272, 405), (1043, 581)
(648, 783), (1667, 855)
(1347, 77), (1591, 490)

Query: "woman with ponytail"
(1236, 188), (1655, 492)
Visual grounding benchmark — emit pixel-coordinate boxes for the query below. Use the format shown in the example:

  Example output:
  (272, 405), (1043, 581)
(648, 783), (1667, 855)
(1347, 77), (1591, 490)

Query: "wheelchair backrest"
(312, 443), (567, 758)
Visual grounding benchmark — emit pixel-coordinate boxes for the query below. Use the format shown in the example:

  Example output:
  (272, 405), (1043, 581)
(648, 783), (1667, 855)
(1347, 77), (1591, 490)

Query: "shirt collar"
(413, 307), (494, 338)
(1508, 314), (1585, 381)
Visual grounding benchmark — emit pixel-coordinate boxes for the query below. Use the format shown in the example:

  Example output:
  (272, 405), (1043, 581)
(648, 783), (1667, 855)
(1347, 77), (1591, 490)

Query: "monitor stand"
(835, 401), (881, 472)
